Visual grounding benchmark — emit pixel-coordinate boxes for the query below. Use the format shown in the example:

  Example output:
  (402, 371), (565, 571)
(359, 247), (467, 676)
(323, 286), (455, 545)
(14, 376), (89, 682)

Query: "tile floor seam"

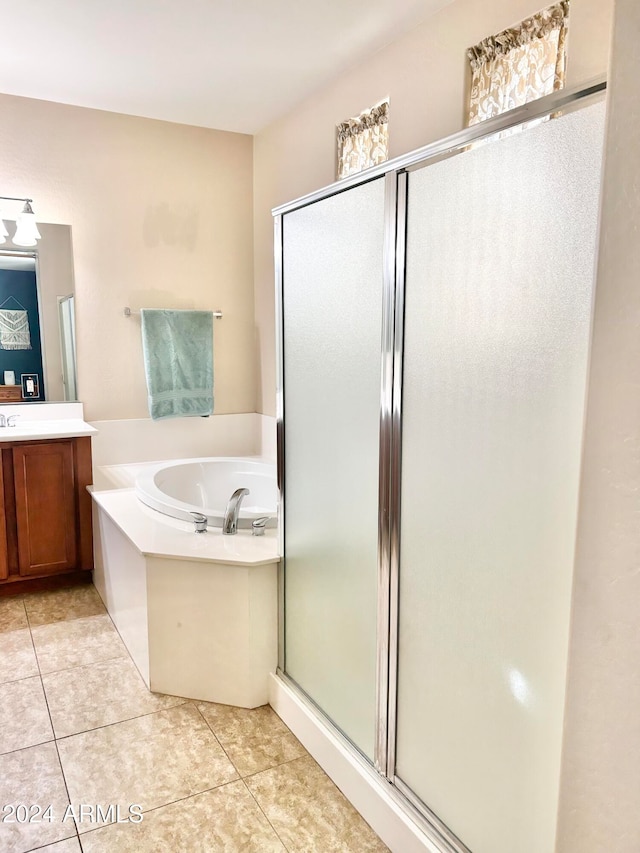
(194, 704), (294, 851)
(97, 601), (152, 689)
(241, 753), (312, 782)
(23, 599), (39, 633)
(35, 651), (131, 679)
(24, 589), (165, 749)
(193, 703), (306, 776)
(0, 670), (41, 688)
(22, 587), (106, 631)
(0, 734), (56, 758)
(240, 776), (293, 853)
(27, 616), (82, 846)
(6, 586), (389, 851)
(0, 630), (56, 757)
(51, 698), (191, 743)
(193, 703), (237, 766)
(74, 777), (247, 839)
(24, 839), (80, 853)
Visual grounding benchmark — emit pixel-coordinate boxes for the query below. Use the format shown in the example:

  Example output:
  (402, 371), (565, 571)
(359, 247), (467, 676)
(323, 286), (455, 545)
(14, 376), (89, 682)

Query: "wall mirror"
(0, 223), (77, 402)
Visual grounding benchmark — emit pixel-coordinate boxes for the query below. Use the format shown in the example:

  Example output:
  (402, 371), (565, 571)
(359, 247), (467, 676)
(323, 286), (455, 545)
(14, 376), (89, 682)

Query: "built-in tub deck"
(90, 457), (279, 709)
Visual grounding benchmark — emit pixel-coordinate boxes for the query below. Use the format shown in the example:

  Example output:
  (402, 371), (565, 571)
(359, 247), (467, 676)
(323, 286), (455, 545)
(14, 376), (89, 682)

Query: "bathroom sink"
(2, 423), (51, 431)
(0, 419), (97, 441)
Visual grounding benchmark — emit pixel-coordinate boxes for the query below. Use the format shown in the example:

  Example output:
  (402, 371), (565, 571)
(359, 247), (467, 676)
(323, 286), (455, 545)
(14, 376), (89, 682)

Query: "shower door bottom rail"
(275, 668), (470, 853)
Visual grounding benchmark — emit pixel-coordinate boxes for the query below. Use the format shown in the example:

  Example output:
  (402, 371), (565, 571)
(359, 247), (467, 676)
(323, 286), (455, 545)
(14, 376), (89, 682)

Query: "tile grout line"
(0, 597), (38, 685)
(193, 704), (241, 774)
(19, 590), (196, 850)
(193, 704), (293, 852)
(26, 593), (189, 743)
(24, 599), (81, 845)
(4, 607), (127, 696)
(0, 671), (44, 687)
(23, 591), (186, 850)
(241, 752), (309, 782)
(87, 587), (156, 690)
(10, 590), (346, 851)
(52, 697), (191, 743)
(38, 650), (129, 680)
(25, 599), (209, 837)
(22, 839), (80, 853)
(76, 777), (250, 839)
(0, 600), (34, 688)
(241, 777), (294, 853)
(0, 735), (56, 759)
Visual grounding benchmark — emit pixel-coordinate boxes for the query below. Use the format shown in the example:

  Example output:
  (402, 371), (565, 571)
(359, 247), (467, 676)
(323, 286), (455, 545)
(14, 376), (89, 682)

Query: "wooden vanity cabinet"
(0, 436), (93, 592)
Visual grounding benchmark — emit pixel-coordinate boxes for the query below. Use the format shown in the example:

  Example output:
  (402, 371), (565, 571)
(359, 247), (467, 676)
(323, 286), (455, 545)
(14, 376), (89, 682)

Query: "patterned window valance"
(337, 100), (389, 180)
(467, 1), (570, 126)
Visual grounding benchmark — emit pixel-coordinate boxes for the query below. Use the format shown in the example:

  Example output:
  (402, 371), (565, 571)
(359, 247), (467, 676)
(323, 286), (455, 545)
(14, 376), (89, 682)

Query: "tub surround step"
(92, 458), (280, 706)
(91, 488), (278, 566)
(92, 492), (279, 707)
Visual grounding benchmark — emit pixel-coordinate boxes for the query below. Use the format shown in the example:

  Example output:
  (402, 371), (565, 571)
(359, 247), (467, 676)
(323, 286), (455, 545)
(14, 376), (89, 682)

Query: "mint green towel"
(140, 309), (213, 420)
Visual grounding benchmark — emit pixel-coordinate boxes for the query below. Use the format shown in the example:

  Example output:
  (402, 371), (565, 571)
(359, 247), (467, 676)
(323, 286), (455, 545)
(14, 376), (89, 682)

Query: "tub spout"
(222, 488), (250, 535)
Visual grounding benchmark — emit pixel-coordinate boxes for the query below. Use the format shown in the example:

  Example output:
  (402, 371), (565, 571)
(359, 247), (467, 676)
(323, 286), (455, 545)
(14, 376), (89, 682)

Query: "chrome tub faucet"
(222, 488), (249, 535)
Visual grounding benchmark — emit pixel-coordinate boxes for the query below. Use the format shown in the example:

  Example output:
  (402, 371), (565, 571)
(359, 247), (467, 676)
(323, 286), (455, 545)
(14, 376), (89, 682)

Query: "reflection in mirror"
(58, 294), (77, 400)
(0, 223), (77, 402)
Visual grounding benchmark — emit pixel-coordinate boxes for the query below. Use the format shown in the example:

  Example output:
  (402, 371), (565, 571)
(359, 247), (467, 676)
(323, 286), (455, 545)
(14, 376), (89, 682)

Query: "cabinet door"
(13, 441), (78, 577)
(0, 458), (7, 580)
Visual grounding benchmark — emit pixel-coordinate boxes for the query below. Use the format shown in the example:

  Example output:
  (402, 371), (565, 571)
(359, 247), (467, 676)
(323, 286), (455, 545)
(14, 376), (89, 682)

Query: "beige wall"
(557, 0), (640, 848)
(0, 94), (254, 421)
(253, 0), (614, 415)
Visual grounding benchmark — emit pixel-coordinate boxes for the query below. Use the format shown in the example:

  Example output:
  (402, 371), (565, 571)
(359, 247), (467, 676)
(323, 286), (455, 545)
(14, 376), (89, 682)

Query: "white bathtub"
(135, 457), (277, 528)
(92, 455), (279, 708)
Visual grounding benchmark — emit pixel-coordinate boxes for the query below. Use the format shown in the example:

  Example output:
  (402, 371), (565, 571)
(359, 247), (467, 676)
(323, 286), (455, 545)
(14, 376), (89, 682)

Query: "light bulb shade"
(12, 211), (41, 247)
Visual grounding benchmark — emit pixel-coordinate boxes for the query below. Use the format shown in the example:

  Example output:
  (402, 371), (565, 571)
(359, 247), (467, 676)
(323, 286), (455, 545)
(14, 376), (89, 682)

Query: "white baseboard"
(269, 673), (449, 853)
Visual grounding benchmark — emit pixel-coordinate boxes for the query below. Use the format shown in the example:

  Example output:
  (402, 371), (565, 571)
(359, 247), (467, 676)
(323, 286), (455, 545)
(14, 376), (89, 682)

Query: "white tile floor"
(0, 585), (388, 852)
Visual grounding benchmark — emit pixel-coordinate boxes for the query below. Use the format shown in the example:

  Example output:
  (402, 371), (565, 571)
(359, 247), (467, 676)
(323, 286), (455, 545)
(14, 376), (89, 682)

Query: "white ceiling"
(0, 0), (450, 134)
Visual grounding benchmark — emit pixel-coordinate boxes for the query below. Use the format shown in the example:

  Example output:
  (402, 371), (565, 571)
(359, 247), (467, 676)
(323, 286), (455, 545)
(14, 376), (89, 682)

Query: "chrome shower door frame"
(274, 76), (606, 852)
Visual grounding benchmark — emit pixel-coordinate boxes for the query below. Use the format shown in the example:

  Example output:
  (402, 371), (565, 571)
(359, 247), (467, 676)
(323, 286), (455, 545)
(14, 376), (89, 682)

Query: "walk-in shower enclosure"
(274, 81), (606, 853)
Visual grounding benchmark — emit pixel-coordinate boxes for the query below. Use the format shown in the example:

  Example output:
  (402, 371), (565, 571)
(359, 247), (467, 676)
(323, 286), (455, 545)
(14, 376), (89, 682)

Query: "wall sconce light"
(0, 196), (42, 247)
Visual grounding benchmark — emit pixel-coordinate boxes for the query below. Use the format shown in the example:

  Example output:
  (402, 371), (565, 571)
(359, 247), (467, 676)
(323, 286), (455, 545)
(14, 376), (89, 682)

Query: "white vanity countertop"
(91, 488), (280, 567)
(0, 419), (98, 442)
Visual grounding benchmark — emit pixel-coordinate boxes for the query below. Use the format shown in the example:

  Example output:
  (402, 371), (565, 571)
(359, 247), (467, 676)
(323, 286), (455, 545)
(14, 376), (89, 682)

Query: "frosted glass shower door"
(395, 102), (606, 852)
(282, 178), (386, 760)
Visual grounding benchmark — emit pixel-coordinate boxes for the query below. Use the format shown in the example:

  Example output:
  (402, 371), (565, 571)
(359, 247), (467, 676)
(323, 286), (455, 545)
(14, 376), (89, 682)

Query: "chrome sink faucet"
(222, 488), (250, 535)
(7, 415), (19, 427)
